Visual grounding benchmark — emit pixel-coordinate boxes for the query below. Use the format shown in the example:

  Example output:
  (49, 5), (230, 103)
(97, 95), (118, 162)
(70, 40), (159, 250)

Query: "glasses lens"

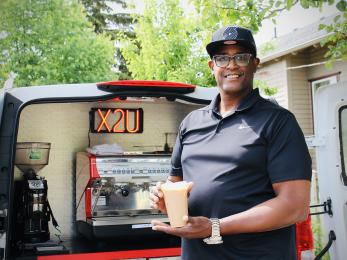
(213, 54), (252, 68)
(234, 54), (251, 66)
(214, 56), (230, 67)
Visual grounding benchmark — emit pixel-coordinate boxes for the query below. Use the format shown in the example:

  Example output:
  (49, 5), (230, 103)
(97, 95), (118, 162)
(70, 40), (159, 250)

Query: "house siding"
(256, 59), (289, 108)
(287, 53), (314, 136)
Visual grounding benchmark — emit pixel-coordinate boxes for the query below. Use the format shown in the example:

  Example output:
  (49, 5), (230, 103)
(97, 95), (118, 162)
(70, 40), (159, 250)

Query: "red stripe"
(85, 187), (91, 218)
(89, 155), (99, 179)
(97, 80), (195, 88)
(38, 247), (181, 260)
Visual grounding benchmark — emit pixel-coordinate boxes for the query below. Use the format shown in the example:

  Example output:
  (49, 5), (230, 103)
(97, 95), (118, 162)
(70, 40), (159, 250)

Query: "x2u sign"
(90, 108), (144, 133)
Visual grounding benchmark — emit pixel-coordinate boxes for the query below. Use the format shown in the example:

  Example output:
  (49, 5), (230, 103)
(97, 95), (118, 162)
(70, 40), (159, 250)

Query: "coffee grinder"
(13, 142), (56, 244)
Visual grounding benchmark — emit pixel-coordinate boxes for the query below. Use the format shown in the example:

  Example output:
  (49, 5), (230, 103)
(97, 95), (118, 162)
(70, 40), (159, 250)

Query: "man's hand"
(150, 181), (167, 213)
(149, 176), (188, 214)
(151, 216), (211, 239)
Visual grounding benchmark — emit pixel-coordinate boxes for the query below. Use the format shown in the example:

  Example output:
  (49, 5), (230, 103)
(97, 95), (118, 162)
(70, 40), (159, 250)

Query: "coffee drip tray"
(76, 214), (168, 240)
(89, 214), (168, 226)
(92, 209), (160, 217)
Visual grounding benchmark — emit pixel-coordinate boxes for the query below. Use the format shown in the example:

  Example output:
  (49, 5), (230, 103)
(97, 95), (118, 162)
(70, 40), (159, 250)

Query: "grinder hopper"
(15, 142), (51, 175)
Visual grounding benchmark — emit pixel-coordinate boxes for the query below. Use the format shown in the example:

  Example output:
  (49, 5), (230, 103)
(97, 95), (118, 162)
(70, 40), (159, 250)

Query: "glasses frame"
(213, 53), (253, 68)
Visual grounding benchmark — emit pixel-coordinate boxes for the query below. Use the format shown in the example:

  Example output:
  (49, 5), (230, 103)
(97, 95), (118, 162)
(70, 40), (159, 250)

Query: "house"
(255, 14), (346, 141)
(255, 13), (347, 205)
(256, 14), (346, 135)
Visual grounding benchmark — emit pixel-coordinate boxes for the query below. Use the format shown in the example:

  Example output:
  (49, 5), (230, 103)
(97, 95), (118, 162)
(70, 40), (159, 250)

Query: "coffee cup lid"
(161, 181), (189, 189)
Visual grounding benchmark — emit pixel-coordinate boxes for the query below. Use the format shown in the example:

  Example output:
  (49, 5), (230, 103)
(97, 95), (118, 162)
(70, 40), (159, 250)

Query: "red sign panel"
(90, 108), (143, 133)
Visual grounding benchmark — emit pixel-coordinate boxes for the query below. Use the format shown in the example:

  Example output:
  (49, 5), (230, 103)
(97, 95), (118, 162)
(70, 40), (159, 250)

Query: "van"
(306, 81), (347, 260)
(0, 80), (341, 259)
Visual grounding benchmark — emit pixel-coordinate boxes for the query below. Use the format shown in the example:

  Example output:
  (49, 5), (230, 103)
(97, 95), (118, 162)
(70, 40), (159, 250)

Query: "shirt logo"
(238, 124), (251, 130)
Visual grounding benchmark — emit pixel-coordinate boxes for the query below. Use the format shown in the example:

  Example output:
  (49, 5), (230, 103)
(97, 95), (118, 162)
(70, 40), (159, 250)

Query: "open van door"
(313, 81), (347, 259)
(0, 80), (217, 260)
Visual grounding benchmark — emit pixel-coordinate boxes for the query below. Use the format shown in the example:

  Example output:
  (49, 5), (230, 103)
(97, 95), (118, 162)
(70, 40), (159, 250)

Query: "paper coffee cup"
(161, 181), (190, 228)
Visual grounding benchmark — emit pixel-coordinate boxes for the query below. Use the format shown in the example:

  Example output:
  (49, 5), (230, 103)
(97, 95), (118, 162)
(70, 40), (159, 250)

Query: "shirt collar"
(208, 88), (261, 116)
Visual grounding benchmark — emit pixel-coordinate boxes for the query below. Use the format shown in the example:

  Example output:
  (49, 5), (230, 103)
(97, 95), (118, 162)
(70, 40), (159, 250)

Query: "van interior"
(11, 96), (203, 258)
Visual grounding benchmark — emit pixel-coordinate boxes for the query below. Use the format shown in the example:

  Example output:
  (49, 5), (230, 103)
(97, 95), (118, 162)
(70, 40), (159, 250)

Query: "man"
(150, 26), (311, 259)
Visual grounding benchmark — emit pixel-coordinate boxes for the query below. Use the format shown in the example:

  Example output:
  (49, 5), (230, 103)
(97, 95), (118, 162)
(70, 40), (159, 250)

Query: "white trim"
(287, 59), (343, 70)
(260, 32), (334, 63)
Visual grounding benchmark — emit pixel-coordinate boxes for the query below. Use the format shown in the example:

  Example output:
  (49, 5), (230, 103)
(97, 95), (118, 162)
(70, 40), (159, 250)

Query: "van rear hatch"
(0, 80), (217, 259)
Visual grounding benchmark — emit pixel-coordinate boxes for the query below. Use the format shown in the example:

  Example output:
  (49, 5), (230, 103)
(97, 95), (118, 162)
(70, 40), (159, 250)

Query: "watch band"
(203, 218), (223, 245)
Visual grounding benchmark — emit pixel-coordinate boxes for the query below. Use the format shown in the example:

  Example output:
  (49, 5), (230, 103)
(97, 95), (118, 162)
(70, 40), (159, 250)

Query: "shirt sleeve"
(170, 123), (184, 177)
(266, 111), (312, 183)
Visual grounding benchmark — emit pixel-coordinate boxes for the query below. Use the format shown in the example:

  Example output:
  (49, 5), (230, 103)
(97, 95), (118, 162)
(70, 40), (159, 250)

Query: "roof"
(259, 14), (338, 63)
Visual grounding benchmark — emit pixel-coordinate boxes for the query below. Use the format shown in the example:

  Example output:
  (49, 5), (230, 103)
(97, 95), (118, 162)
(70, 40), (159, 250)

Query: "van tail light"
(97, 80), (196, 94)
(296, 215), (314, 260)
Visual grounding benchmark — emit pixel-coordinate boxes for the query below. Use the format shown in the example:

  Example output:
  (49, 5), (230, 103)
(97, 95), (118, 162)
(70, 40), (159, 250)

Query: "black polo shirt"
(170, 88), (311, 260)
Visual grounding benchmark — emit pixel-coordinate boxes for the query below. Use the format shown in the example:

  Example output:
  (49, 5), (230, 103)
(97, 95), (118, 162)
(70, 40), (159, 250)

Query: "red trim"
(97, 80), (196, 89)
(85, 155), (100, 218)
(85, 188), (92, 218)
(89, 155), (100, 179)
(37, 247), (181, 260)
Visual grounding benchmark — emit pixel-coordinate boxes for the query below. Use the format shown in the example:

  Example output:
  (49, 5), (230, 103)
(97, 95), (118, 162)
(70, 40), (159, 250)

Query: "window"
(311, 75), (338, 100)
(311, 74), (340, 131)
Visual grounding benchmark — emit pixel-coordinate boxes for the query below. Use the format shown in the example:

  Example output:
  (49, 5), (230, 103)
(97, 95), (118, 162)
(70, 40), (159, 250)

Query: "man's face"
(208, 45), (259, 97)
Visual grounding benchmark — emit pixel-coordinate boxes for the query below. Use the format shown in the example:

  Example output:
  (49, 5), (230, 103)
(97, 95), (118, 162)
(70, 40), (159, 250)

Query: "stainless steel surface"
(76, 152), (170, 224)
(94, 156), (171, 183)
(87, 215), (168, 226)
(91, 179), (156, 216)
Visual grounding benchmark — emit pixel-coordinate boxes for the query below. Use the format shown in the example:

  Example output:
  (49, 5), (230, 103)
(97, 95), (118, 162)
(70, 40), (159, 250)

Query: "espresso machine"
(76, 152), (170, 239)
(13, 142), (55, 244)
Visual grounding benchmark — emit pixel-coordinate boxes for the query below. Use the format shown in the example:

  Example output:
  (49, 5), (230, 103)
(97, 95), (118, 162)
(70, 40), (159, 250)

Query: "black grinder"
(13, 142), (54, 244)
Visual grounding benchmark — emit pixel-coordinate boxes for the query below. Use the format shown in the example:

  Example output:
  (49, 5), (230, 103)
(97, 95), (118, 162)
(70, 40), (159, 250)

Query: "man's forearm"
(220, 180), (311, 235)
(220, 199), (306, 235)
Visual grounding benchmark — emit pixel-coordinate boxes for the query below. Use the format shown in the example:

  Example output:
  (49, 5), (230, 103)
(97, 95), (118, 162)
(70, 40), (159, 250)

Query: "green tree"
(81, 0), (134, 37)
(120, 0), (345, 88)
(320, 7), (347, 67)
(193, 0), (346, 64)
(120, 0), (279, 90)
(120, 0), (215, 86)
(81, 0), (135, 79)
(0, 0), (116, 87)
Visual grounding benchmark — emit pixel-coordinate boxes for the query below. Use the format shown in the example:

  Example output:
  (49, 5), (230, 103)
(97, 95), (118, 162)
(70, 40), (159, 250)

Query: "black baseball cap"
(206, 26), (257, 58)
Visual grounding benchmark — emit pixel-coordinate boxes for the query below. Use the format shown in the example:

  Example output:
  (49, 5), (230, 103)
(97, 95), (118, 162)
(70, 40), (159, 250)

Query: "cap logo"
(224, 40), (237, 45)
(223, 26), (238, 40)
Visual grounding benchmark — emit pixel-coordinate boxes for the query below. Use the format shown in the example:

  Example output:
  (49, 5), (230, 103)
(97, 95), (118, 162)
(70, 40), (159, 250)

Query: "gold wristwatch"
(203, 218), (223, 245)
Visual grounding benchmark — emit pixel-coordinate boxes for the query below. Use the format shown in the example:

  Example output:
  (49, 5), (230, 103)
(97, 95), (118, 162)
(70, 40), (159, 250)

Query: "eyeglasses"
(213, 53), (252, 68)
